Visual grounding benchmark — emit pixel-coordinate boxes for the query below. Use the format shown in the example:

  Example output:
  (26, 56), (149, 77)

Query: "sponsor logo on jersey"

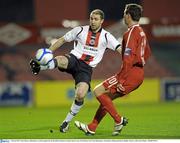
(84, 45), (98, 52)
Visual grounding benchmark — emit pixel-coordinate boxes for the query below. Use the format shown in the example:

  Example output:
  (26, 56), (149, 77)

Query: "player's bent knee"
(55, 56), (68, 69)
(93, 84), (105, 97)
(93, 89), (102, 97)
(75, 82), (89, 100)
(93, 89), (98, 97)
(76, 89), (86, 100)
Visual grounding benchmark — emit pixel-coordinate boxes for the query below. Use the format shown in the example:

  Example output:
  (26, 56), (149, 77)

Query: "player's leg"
(75, 69), (143, 135)
(95, 77), (122, 124)
(110, 68), (144, 135)
(29, 55), (68, 74)
(92, 77), (128, 135)
(74, 102), (107, 135)
(60, 82), (89, 133)
(74, 78), (122, 134)
(74, 80), (126, 135)
(74, 87), (108, 135)
(85, 83), (107, 133)
(40, 55), (69, 71)
(86, 103), (107, 133)
(59, 57), (92, 132)
(65, 82), (89, 122)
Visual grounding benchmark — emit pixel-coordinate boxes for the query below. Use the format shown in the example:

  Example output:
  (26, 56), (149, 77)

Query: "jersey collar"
(128, 24), (139, 30)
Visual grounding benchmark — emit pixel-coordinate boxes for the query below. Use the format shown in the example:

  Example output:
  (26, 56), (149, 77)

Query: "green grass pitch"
(0, 102), (180, 139)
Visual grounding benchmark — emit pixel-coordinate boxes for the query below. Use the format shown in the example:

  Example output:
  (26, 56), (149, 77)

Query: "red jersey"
(117, 24), (151, 84)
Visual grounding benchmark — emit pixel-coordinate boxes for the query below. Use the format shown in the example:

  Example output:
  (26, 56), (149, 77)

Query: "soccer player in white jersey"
(30, 9), (122, 133)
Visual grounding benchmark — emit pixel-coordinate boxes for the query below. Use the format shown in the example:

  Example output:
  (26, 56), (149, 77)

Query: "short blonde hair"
(90, 9), (105, 20)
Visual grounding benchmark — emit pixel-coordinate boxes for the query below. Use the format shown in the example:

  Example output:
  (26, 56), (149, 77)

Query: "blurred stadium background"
(0, 0), (180, 139)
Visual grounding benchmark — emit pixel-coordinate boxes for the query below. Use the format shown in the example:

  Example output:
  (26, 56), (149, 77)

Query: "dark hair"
(90, 9), (105, 20)
(125, 4), (143, 21)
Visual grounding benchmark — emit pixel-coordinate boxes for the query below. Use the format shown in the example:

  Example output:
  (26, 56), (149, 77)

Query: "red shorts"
(102, 67), (144, 95)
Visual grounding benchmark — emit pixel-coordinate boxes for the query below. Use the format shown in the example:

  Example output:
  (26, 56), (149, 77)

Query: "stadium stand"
(0, 42), (174, 82)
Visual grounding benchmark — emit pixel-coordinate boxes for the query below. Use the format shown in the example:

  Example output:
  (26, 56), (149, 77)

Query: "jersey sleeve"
(118, 30), (137, 84)
(63, 26), (82, 42)
(106, 33), (121, 50)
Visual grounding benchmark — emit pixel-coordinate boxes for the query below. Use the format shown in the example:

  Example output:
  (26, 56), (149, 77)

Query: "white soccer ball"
(35, 48), (53, 65)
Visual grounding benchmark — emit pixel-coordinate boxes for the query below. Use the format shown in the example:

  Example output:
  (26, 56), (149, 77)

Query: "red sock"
(88, 104), (107, 132)
(97, 93), (121, 124)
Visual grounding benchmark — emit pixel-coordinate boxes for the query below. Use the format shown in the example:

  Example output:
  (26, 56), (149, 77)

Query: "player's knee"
(55, 56), (68, 68)
(76, 89), (86, 100)
(93, 83), (106, 97)
(93, 88), (98, 97)
(93, 89), (103, 97)
(75, 82), (89, 100)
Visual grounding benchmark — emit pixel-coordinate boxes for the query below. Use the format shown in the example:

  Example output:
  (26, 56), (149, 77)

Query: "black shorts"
(58, 54), (93, 87)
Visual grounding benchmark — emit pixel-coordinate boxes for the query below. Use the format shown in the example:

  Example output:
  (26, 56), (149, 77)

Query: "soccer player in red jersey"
(29, 9), (122, 133)
(75, 3), (151, 136)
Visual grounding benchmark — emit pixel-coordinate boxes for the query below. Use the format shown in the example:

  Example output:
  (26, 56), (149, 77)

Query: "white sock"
(64, 100), (84, 122)
(40, 65), (48, 70)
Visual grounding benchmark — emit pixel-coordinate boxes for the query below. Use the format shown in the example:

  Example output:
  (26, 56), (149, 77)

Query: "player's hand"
(29, 59), (40, 75)
(117, 83), (125, 92)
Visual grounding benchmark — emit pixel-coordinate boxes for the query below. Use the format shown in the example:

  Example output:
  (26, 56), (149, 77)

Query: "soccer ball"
(35, 48), (53, 65)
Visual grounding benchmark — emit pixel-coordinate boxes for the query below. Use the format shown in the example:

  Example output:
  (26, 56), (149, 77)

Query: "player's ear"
(127, 14), (132, 20)
(101, 19), (104, 24)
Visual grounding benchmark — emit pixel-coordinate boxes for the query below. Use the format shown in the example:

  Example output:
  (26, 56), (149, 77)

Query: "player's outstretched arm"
(48, 37), (66, 52)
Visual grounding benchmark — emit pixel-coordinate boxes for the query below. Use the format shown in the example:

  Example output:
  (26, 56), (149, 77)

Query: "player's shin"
(64, 99), (84, 122)
(97, 94), (121, 124)
(88, 104), (107, 132)
(60, 99), (84, 132)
